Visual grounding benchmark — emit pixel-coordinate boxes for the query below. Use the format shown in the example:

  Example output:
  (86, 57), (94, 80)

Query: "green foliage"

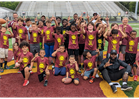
(0, 1), (19, 10)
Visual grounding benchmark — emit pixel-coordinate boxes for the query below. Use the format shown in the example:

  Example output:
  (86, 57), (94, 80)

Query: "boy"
(125, 30), (139, 78)
(133, 53), (139, 81)
(52, 45), (68, 76)
(38, 20), (47, 49)
(31, 50), (50, 86)
(42, 17), (58, 58)
(82, 49), (100, 83)
(103, 28), (127, 58)
(29, 23), (41, 56)
(12, 17), (28, 42)
(0, 27), (13, 71)
(17, 41), (33, 86)
(62, 55), (79, 85)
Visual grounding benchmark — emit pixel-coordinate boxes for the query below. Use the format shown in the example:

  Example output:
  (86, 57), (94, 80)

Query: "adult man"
(41, 15), (46, 26)
(99, 50), (132, 93)
(70, 13), (78, 25)
(92, 13), (106, 24)
(119, 17), (133, 62)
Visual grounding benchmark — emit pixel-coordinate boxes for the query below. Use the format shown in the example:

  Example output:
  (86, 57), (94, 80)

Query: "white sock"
(109, 82), (113, 86)
(122, 82), (127, 85)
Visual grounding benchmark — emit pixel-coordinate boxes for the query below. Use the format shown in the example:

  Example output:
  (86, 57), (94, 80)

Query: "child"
(42, 17), (58, 59)
(125, 30), (139, 78)
(12, 18), (28, 42)
(31, 50), (50, 86)
(133, 53), (139, 81)
(103, 27), (127, 58)
(29, 23), (41, 56)
(25, 18), (32, 42)
(62, 55), (79, 85)
(52, 45), (68, 76)
(0, 27), (13, 72)
(38, 20), (47, 49)
(82, 49), (100, 83)
(17, 41), (33, 86)
(65, 24), (80, 63)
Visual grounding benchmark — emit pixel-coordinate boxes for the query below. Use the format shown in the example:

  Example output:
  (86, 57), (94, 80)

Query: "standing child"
(31, 50), (50, 86)
(17, 41), (33, 86)
(103, 27), (127, 58)
(0, 27), (13, 71)
(29, 23), (41, 56)
(52, 45), (68, 76)
(42, 17), (58, 61)
(82, 49), (100, 83)
(62, 55), (79, 85)
(125, 30), (139, 78)
(12, 18), (28, 42)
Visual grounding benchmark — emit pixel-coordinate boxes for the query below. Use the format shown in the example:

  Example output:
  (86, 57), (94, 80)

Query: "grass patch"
(119, 81), (139, 97)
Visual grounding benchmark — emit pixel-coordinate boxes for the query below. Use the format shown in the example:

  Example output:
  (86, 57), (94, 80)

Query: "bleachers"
(17, 1), (127, 17)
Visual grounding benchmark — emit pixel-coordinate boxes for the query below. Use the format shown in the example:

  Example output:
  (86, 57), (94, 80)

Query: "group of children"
(0, 13), (139, 87)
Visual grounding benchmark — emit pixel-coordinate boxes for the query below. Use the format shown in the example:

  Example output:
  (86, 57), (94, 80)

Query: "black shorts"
(38, 71), (46, 82)
(21, 65), (30, 78)
(79, 44), (85, 55)
(125, 52), (136, 66)
(64, 43), (69, 50)
(68, 49), (79, 56)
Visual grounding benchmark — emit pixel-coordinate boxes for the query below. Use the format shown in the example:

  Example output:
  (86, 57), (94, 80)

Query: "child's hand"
(7, 28), (11, 32)
(29, 67), (32, 71)
(16, 35), (20, 39)
(35, 53), (39, 57)
(68, 16), (71, 21)
(19, 58), (23, 63)
(73, 60), (77, 64)
(38, 28), (41, 31)
(42, 46), (44, 49)
(96, 49), (99, 53)
(123, 25), (127, 29)
(104, 24), (107, 28)
(6, 17), (9, 22)
(34, 17), (38, 22)
(56, 48), (60, 52)
(13, 22), (17, 26)
(91, 17), (94, 21)
(29, 27), (32, 31)
(86, 14), (90, 19)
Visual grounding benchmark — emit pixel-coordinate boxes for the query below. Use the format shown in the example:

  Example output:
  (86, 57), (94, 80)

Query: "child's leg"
(83, 70), (91, 80)
(24, 67), (30, 80)
(74, 78), (79, 85)
(60, 67), (66, 76)
(132, 65), (137, 75)
(44, 44), (50, 57)
(78, 55), (81, 69)
(92, 68), (98, 77)
(0, 58), (3, 68)
(83, 76), (88, 80)
(4, 57), (7, 68)
(54, 67), (60, 76)
(45, 69), (50, 80)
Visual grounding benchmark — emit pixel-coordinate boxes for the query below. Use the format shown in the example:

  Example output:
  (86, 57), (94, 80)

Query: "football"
(0, 18), (6, 24)
(64, 78), (72, 84)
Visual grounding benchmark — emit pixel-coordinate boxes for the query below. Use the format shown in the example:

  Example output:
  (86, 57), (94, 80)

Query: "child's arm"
(97, 24), (103, 34)
(67, 16), (71, 26)
(31, 53), (39, 62)
(103, 27), (110, 39)
(120, 26), (127, 39)
(7, 28), (14, 37)
(42, 36), (45, 49)
(16, 35), (21, 45)
(26, 34), (28, 42)
(12, 22), (17, 29)
(52, 48), (60, 57)
(53, 16), (58, 28)
(80, 24), (85, 34)
(103, 38), (105, 47)
(66, 72), (69, 78)
(52, 32), (55, 36)
(86, 14), (90, 23)
(74, 61), (79, 71)
(96, 49), (100, 57)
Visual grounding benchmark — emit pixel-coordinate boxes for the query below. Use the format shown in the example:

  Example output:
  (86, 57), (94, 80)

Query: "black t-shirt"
(61, 26), (70, 43)
(97, 35), (104, 51)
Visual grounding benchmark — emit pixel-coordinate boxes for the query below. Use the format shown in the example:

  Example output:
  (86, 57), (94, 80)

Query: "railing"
(15, 2), (22, 11)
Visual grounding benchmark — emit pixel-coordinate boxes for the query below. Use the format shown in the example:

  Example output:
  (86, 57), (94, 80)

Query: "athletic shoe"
(12, 56), (14, 60)
(4, 66), (10, 69)
(44, 80), (48, 86)
(121, 84), (133, 91)
(78, 69), (82, 73)
(0, 68), (4, 73)
(17, 70), (21, 73)
(43, 74), (46, 77)
(30, 71), (33, 75)
(111, 85), (117, 93)
(134, 75), (138, 81)
(95, 73), (99, 78)
(89, 77), (95, 84)
(23, 80), (29, 86)
(129, 72), (133, 77)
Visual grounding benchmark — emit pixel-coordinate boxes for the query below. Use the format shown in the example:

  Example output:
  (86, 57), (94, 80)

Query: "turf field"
(5, 22), (139, 50)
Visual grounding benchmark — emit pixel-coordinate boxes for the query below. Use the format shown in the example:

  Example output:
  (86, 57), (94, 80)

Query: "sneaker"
(17, 70), (21, 73)
(4, 66), (10, 69)
(78, 69), (82, 73)
(134, 75), (138, 81)
(96, 73), (99, 78)
(43, 74), (46, 77)
(23, 80), (29, 86)
(30, 71), (33, 75)
(111, 85), (117, 93)
(121, 84), (133, 91)
(44, 80), (48, 86)
(89, 77), (95, 84)
(129, 72), (133, 77)
(0, 68), (4, 73)
(12, 56), (14, 60)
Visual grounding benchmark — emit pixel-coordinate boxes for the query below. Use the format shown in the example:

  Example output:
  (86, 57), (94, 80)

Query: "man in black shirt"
(41, 15), (46, 26)
(70, 13), (78, 25)
(99, 50), (132, 93)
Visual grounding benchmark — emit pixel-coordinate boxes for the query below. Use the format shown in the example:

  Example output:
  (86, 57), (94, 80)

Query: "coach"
(99, 50), (132, 93)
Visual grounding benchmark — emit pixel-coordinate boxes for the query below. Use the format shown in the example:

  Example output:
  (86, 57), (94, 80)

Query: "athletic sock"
(109, 82), (113, 86)
(122, 82), (127, 85)
(0, 63), (2, 67)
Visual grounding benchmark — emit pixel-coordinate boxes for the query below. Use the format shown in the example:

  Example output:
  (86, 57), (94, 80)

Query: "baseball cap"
(93, 13), (98, 16)
(110, 50), (117, 54)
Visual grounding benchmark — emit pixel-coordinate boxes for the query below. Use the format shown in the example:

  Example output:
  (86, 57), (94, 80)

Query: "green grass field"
(5, 23), (139, 50)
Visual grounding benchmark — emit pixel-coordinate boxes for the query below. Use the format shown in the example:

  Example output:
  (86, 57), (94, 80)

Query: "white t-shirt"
(25, 25), (31, 40)
(92, 20), (106, 24)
